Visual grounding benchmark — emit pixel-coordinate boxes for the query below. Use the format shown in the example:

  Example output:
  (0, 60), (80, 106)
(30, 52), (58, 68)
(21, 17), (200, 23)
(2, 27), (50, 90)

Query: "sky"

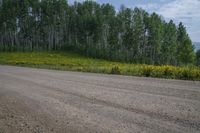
(68, 0), (200, 42)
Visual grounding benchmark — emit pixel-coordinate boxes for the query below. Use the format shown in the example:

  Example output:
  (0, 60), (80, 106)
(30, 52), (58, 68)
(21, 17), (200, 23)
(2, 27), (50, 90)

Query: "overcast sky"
(68, 0), (200, 42)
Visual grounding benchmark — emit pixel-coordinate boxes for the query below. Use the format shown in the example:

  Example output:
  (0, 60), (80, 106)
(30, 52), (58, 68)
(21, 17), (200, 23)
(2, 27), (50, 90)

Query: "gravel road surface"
(0, 65), (200, 133)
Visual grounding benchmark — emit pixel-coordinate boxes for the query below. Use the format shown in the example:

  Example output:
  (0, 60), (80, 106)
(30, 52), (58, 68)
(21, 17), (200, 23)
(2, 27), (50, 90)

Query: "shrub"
(0, 52), (200, 80)
(178, 68), (195, 80)
(159, 65), (177, 79)
(110, 65), (121, 74)
(142, 66), (153, 77)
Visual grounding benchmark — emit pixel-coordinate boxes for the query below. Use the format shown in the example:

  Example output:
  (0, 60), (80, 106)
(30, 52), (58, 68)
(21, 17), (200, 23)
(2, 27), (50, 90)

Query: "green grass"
(0, 51), (200, 80)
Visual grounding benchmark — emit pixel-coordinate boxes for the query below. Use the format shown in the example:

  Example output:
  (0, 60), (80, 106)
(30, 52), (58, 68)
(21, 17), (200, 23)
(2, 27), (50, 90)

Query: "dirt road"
(0, 65), (200, 133)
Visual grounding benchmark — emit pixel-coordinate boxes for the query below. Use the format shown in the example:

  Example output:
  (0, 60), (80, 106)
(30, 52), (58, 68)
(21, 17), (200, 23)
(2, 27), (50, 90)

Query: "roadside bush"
(177, 68), (195, 80)
(163, 66), (174, 77)
(110, 65), (121, 74)
(142, 66), (153, 77)
(0, 52), (200, 80)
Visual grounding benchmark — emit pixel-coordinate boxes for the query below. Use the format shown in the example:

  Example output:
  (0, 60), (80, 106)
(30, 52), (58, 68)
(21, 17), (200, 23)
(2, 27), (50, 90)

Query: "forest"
(0, 0), (197, 66)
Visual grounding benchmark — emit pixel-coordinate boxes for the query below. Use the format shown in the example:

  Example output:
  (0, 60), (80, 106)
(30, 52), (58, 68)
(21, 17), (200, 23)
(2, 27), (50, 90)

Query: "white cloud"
(69, 0), (200, 41)
(68, 0), (96, 4)
(157, 0), (200, 42)
(158, 0), (200, 19)
(135, 0), (200, 42)
(135, 3), (160, 12)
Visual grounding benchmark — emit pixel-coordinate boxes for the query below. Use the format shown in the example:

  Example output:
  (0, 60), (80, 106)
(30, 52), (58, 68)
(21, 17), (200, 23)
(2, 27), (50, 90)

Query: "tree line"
(0, 0), (196, 65)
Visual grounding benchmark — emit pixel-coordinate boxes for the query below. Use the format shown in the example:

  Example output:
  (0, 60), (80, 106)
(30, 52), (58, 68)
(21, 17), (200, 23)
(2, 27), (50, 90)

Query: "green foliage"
(161, 20), (177, 65)
(142, 66), (153, 77)
(110, 65), (121, 74)
(196, 50), (200, 66)
(177, 23), (195, 65)
(0, 0), (196, 66)
(0, 52), (199, 80)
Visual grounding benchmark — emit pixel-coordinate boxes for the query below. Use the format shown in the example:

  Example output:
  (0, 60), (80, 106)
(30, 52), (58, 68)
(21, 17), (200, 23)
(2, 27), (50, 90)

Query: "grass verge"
(0, 51), (200, 80)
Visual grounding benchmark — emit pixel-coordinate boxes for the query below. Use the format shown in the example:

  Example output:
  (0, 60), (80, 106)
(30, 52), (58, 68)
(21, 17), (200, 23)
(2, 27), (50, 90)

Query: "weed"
(0, 52), (199, 80)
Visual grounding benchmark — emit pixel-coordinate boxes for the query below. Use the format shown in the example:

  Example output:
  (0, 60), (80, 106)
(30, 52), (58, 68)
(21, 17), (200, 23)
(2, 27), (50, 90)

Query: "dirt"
(0, 65), (200, 133)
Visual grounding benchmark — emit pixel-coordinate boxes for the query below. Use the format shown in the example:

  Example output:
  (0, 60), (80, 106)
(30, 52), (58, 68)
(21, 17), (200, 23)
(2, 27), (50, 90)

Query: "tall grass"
(0, 52), (199, 80)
